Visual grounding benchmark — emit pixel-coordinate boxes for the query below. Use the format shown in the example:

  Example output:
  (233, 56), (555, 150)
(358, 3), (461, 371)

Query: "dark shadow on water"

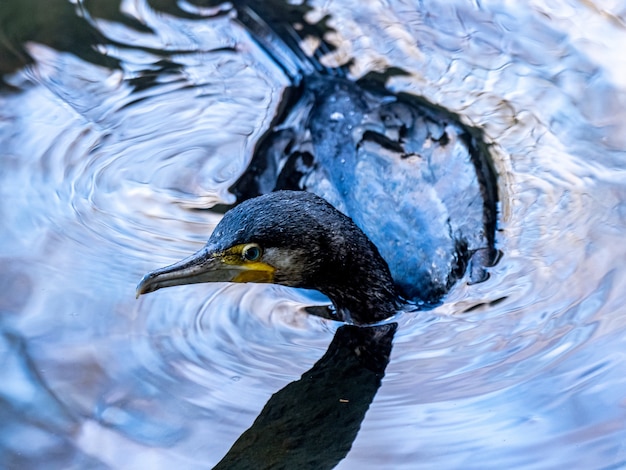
(214, 323), (397, 470)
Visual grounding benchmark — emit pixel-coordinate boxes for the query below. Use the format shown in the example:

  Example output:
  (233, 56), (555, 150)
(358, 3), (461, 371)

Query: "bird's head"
(136, 191), (399, 323)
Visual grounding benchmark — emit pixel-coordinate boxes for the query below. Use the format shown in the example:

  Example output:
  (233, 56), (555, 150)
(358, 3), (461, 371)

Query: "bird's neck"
(323, 283), (400, 325)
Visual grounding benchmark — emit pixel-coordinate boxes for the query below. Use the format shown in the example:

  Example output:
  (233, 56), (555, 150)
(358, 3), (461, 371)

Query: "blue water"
(1, 1), (626, 468)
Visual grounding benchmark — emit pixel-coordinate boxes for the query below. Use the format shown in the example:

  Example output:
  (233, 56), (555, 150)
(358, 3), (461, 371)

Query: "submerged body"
(231, 74), (498, 304)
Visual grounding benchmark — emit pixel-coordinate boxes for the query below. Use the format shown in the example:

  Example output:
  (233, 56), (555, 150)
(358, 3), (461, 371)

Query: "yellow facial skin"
(220, 244), (276, 284)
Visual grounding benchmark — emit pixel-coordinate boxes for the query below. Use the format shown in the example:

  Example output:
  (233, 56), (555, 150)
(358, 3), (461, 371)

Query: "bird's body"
(230, 74), (497, 305)
(137, 191), (400, 324)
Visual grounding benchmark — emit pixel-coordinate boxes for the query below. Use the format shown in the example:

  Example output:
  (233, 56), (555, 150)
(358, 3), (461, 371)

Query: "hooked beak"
(136, 246), (274, 298)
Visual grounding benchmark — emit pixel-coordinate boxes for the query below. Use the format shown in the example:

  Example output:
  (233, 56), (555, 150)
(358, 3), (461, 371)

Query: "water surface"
(1, 0), (626, 468)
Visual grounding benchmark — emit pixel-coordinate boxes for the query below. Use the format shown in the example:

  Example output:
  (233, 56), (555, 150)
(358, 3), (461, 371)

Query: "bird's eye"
(242, 243), (262, 262)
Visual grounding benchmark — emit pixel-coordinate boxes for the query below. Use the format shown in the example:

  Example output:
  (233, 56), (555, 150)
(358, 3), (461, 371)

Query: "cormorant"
(137, 190), (401, 324)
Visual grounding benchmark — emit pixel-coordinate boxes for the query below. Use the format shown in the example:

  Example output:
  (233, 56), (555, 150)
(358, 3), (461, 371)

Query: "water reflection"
(215, 323), (396, 469)
(0, 332), (85, 469)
